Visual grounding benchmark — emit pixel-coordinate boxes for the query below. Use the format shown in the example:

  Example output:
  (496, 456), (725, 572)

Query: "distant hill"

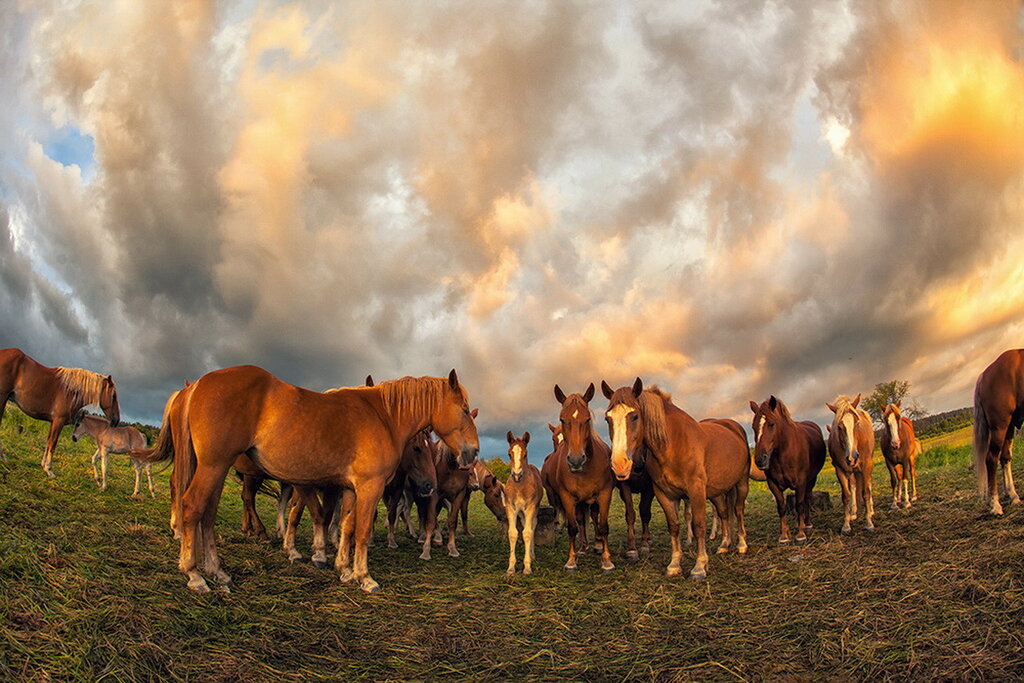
(912, 407), (973, 439)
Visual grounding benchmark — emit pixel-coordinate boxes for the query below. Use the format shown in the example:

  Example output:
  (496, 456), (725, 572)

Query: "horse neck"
(644, 399), (698, 462)
(371, 378), (445, 447)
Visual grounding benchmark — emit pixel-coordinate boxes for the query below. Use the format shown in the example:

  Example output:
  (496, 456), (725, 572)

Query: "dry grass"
(2, 406), (1023, 681)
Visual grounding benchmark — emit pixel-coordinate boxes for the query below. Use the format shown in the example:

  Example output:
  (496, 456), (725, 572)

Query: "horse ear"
(448, 369), (460, 392)
(523, 431), (530, 445)
(554, 384), (567, 404)
(470, 408), (479, 419)
(106, 374), (113, 383)
(365, 374), (374, 387)
(749, 400), (759, 414)
(826, 402), (837, 413)
(583, 383), (595, 403)
(632, 377), (643, 397)
(769, 395), (778, 411)
(601, 380), (614, 400)
(895, 400), (901, 409)
(826, 424), (832, 432)
(548, 423), (557, 433)
(506, 430), (514, 444)
(851, 393), (861, 408)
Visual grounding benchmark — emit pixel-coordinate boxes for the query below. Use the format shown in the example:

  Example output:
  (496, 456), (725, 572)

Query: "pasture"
(2, 407), (1023, 680)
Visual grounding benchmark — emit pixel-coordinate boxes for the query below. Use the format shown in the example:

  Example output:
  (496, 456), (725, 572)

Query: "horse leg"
(836, 468), (853, 535)
(336, 489), (356, 579)
(590, 503), (602, 552)
(794, 484), (810, 543)
(100, 447), (109, 491)
(687, 489), (709, 580)
(1001, 434), (1020, 504)
(433, 501), (445, 545)
(350, 480), (386, 593)
(419, 493), (438, 561)
(506, 507), (520, 574)
(199, 474), (231, 587)
(447, 490), (466, 558)
(683, 499), (693, 545)
(275, 483), (293, 539)
(734, 478), (749, 554)
(597, 488), (614, 572)
(283, 492), (305, 562)
(766, 479), (790, 544)
(887, 461), (900, 509)
(146, 462), (156, 498)
(523, 506), (538, 575)
(910, 450), (919, 502)
(317, 488), (341, 567)
(41, 417), (66, 478)
(711, 495), (731, 554)
(0, 397), (7, 461)
(653, 487), (683, 577)
(619, 482), (638, 560)
(385, 491), (400, 549)
(560, 492), (580, 571)
(985, 428), (1005, 515)
(461, 493), (473, 538)
(178, 463), (229, 593)
(300, 488), (330, 569)
(639, 486), (654, 553)
(131, 460), (142, 499)
(91, 448), (102, 485)
(574, 503), (589, 555)
(863, 470), (876, 530)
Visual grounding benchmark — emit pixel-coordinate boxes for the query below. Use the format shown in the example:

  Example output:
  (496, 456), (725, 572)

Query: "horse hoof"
(312, 559), (330, 570)
(840, 527), (851, 536)
(625, 550), (639, 560)
(795, 536), (808, 545)
(338, 569), (354, 583)
(187, 577), (210, 593)
(506, 568), (516, 576)
(448, 549), (460, 558)
(564, 565), (577, 572)
(387, 541), (398, 549)
(716, 547), (729, 555)
(523, 567), (532, 575)
(1011, 497), (1022, 506)
(778, 538), (792, 545)
(419, 553), (431, 561)
(737, 545), (748, 555)
(640, 545), (650, 555)
(864, 525), (876, 533)
(360, 580), (381, 594)
(665, 566), (682, 578)
(602, 564), (616, 573)
(689, 570), (707, 581)
(288, 553), (304, 564)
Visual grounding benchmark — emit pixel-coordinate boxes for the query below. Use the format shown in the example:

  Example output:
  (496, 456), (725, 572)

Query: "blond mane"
(638, 387), (671, 453)
(375, 376), (450, 426)
(55, 367), (106, 407)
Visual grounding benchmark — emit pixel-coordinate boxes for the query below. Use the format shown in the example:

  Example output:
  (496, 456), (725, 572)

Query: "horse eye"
(630, 414), (639, 422)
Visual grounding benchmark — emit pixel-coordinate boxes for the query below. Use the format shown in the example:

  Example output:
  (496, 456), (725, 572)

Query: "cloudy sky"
(2, 0), (1023, 454)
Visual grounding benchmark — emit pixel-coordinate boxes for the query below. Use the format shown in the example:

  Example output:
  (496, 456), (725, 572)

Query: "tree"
(862, 380), (927, 426)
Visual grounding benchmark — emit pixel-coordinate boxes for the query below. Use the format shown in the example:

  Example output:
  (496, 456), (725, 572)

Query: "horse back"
(698, 418), (750, 496)
(977, 349), (1024, 429)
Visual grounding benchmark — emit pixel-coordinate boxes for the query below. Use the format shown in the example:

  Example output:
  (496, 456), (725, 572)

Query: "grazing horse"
(547, 384), (616, 572)
(826, 394), (876, 534)
(137, 366), (479, 594)
(974, 350), (1024, 515)
(383, 429), (438, 549)
(881, 402), (921, 509)
(469, 460), (508, 526)
(0, 348), (120, 476)
(71, 415), (152, 497)
(604, 380), (748, 580)
(750, 396), (826, 544)
(504, 431), (543, 574)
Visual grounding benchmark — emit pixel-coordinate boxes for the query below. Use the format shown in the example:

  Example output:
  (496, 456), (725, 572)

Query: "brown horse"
(881, 402), (921, 509)
(468, 459), (508, 527)
(71, 414), (151, 496)
(548, 383), (615, 572)
(826, 394), (876, 534)
(137, 366), (479, 593)
(974, 349), (1024, 515)
(0, 348), (120, 476)
(604, 379), (748, 580)
(504, 431), (543, 574)
(421, 424), (479, 561)
(750, 396), (826, 544)
(383, 429), (438, 549)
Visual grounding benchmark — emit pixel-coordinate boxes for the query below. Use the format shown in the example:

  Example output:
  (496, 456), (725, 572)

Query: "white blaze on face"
(608, 403), (635, 477)
(510, 444), (524, 475)
(842, 413), (856, 461)
(556, 432), (564, 444)
(756, 416), (765, 443)
(887, 412), (901, 448)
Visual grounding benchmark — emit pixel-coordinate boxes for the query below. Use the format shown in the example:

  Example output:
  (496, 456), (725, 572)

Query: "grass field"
(2, 408), (1024, 681)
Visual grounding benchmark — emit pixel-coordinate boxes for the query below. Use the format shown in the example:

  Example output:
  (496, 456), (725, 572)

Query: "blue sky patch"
(43, 125), (95, 178)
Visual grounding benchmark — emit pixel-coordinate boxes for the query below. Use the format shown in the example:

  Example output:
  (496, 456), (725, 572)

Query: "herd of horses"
(1, 345), (1023, 594)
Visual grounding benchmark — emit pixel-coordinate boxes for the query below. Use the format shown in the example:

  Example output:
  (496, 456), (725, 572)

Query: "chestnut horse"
(750, 396), (826, 544)
(548, 383), (615, 572)
(881, 402), (921, 509)
(71, 415), (151, 497)
(973, 349), (1024, 515)
(0, 348), (120, 476)
(826, 394), (876, 534)
(604, 379), (748, 580)
(504, 431), (543, 574)
(137, 366), (479, 593)
(421, 430), (478, 561)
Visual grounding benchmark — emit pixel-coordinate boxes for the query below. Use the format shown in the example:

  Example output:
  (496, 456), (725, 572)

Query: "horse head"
(601, 378), (645, 482)
(430, 369), (480, 470)
(403, 429), (437, 499)
(100, 375), (120, 428)
(506, 431), (531, 482)
(827, 393), (863, 467)
(750, 396), (785, 471)
(884, 402), (903, 450)
(554, 383), (596, 473)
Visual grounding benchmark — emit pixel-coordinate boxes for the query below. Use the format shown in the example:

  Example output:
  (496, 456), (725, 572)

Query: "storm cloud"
(1, 0), (1022, 451)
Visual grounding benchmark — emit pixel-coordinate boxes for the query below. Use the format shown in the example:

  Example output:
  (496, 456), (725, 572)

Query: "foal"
(881, 402), (921, 509)
(71, 415), (153, 497)
(504, 431), (543, 574)
(826, 394), (876, 534)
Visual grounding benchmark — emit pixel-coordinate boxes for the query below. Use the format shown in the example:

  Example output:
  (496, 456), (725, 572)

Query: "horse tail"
(973, 379), (990, 497)
(130, 417), (174, 463)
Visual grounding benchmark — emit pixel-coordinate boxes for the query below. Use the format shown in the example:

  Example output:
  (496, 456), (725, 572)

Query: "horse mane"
(376, 376), (449, 427)
(54, 367), (106, 407)
(773, 398), (794, 423)
(831, 395), (858, 420)
(638, 387), (671, 453)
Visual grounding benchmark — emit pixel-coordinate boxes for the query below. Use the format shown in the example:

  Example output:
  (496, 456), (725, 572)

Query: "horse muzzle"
(415, 482), (435, 498)
(890, 440), (901, 450)
(754, 453), (770, 471)
(567, 454), (588, 473)
(511, 472), (523, 483)
(457, 447), (479, 469)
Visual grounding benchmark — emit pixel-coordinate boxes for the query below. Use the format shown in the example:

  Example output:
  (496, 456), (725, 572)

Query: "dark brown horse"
(383, 429), (438, 549)
(974, 349), (1024, 515)
(0, 348), (120, 476)
(604, 379), (749, 580)
(137, 366), (479, 593)
(420, 421), (478, 561)
(881, 402), (921, 509)
(750, 396), (826, 544)
(547, 383), (615, 572)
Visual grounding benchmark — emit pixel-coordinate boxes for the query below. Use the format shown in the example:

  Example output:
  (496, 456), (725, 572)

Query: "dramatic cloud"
(1, 0), (1022, 453)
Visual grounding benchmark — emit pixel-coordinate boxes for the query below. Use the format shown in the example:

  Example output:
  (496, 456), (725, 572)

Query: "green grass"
(2, 408), (1024, 680)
